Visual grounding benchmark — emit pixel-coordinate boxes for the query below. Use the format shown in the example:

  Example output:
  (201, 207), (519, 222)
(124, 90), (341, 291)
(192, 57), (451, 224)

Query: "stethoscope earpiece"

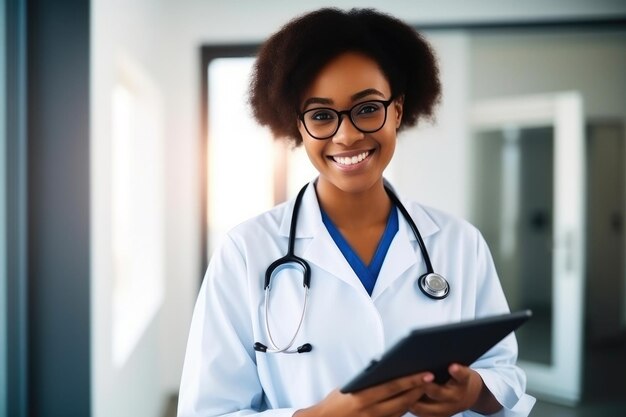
(253, 342), (268, 352)
(418, 273), (450, 300)
(297, 343), (313, 353)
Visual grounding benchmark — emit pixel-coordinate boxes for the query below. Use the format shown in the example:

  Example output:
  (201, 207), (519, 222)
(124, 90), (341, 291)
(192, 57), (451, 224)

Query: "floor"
(162, 396), (177, 417)
(556, 334), (626, 417)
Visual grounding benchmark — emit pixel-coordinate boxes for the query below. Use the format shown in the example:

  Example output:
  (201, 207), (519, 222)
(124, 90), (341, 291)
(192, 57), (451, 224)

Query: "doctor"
(178, 7), (535, 417)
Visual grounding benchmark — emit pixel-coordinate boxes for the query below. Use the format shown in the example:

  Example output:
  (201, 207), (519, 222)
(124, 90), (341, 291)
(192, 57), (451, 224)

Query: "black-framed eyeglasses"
(298, 99), (394, 140)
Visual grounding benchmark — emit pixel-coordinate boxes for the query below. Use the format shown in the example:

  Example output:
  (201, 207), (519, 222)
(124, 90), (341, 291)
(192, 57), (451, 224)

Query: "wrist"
(469, 374), (502, 415)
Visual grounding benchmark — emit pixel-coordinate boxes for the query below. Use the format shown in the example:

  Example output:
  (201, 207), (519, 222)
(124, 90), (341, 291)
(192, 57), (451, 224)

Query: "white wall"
(91, 1), (173, 416)
(388, 32), (470, 219)
(470, 29), (626, 118)
(91, 1), (626, 416)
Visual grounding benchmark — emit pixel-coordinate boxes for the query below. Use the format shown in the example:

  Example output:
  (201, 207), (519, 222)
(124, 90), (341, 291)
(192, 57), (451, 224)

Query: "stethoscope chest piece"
(418, 272), (449, 299)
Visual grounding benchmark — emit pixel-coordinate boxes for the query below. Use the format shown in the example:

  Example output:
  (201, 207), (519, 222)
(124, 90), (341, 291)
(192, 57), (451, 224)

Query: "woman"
(179, 8), (535, 417)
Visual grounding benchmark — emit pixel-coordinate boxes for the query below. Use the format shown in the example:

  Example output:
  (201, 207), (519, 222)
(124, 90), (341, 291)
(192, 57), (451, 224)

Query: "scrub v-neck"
(320, 206), (399, 295)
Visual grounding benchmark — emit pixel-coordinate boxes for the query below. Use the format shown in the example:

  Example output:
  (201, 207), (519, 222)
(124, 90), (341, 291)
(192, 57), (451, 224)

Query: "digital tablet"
(341, 310), (532, 393)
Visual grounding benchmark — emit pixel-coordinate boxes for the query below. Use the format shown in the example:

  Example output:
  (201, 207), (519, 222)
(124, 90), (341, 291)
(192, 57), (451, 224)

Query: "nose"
(332, 114), (365, 146)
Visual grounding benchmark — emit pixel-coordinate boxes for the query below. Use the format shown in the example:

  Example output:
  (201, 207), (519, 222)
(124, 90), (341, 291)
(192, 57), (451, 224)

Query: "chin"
(330, 175), (381, 195)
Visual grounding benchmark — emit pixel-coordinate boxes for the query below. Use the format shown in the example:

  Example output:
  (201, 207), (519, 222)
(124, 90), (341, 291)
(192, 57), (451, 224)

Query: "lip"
(327, 149), (374, 170)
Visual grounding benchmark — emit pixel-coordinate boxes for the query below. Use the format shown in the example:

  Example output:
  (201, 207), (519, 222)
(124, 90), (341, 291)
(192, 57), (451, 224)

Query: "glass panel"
(471, 126), (554, 365)
(207, 58), (318, 257)
(207, 58), (274, 255)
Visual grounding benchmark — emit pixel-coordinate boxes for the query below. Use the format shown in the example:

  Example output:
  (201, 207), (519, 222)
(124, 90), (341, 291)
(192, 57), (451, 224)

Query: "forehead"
(301, 52), (391, 105)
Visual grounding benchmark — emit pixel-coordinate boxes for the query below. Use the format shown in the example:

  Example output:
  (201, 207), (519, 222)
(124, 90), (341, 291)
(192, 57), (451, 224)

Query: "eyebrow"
(351, 88), (386, 102)
(301, 88), (387, 110)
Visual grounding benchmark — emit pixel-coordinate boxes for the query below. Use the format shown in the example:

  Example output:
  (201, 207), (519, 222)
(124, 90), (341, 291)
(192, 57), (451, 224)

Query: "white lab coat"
(178, 182), (536, 417)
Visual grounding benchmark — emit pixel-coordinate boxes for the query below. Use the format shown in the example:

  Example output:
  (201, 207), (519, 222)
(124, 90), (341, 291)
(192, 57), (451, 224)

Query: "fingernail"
(423, 373), (434, 382)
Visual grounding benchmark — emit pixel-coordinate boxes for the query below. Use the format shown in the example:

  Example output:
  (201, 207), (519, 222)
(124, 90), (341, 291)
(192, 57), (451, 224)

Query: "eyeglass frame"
(297, 98), (396, 140)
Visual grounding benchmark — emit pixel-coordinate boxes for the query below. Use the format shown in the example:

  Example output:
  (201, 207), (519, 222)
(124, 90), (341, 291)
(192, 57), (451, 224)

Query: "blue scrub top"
(320, 206), (399, 295)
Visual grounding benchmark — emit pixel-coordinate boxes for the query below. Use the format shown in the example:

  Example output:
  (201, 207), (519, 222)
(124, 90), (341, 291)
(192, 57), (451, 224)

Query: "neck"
(315, 178), (392, 229)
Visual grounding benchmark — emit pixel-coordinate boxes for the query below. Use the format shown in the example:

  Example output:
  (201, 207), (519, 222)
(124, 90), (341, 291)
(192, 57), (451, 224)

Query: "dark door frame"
(5, 0), (91, 415)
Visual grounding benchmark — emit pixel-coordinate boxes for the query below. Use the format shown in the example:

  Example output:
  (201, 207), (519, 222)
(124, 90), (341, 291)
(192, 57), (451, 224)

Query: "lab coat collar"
(277, 181), (441, 296)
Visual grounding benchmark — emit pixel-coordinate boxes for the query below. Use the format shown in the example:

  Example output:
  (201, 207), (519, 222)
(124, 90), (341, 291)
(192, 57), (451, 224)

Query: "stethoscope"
(253, 183), (450, 354)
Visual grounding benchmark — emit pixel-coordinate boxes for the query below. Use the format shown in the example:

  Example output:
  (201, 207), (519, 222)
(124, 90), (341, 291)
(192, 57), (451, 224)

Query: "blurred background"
(2, 0), (626, 416)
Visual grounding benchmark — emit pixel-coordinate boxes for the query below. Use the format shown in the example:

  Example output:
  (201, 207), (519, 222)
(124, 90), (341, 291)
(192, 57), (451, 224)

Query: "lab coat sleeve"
(177, 234), (297, 417)
(464, 230), (536, 417)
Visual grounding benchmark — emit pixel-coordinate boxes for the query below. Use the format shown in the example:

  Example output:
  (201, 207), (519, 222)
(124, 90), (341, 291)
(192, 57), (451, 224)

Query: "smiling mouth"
(330, 150), (372, 166)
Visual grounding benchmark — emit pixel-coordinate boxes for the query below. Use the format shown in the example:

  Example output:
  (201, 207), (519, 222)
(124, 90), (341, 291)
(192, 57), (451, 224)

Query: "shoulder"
(220, 198), (293, 254)
(225, 182), (316, 245)
(406, 199), (481, 241)
(205, 200), (293, 282)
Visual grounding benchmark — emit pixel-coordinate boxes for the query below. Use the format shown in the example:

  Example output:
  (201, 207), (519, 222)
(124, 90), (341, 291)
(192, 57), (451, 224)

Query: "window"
(110, 57), (165, 368)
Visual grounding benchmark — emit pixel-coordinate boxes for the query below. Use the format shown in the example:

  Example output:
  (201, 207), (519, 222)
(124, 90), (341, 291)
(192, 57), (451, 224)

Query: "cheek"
(386, 137), (397, 157)
(297, 120), (306, 136)
(298, 123), (319, 147)
(378, 128), (397, 158)
(383, 124), (398, 143)
(302, 138), (325, 167)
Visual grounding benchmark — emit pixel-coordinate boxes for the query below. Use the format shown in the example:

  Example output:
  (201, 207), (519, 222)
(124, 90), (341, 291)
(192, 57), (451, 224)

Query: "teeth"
(333, 151), (370, 166)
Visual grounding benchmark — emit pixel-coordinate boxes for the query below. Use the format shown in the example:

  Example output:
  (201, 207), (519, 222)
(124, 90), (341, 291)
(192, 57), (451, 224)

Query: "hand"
(408, 364), (502, 417)
(294, 372), (434, 417)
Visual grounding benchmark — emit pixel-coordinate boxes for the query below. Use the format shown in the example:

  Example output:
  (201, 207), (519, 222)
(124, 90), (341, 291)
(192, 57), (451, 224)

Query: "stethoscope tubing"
(263, 286), (310, 353)
(264, 185), (311, 290)
(257, 185), (312, 354)
(384, 185), (435, 274)
(255, 182), (450, 354)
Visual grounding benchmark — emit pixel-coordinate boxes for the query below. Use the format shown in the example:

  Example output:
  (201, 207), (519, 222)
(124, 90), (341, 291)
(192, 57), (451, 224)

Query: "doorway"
(471, 93), (626, 405)
(470, 92), (586, 404)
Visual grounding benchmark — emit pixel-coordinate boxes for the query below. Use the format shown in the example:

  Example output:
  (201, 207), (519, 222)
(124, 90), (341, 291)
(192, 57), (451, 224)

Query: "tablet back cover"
(341, 310), (531, 393)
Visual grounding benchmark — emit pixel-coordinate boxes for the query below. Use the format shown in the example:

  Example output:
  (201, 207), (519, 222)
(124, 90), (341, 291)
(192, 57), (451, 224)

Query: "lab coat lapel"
(278, 183), (365, 293)
(371, 200), (440, 300)
(304, 228), (366, 293)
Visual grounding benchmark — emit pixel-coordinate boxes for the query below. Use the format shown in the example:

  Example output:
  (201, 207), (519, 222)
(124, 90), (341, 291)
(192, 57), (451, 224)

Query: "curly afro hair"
(248, 7), (441, 146)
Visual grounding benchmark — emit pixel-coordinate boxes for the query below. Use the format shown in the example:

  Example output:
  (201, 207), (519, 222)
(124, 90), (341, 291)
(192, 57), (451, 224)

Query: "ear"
(394, 96), (404, 129)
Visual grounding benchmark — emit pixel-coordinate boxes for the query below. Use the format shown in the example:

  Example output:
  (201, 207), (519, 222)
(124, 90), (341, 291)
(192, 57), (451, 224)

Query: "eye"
(355, 101), (383, 116)
(307, 109), (337, 123)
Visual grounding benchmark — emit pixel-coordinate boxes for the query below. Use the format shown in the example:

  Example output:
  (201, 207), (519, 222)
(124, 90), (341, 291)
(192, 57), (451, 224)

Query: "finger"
(410, 396), (454, 417)
(370, 385), (429, 417)
(448, 363), (471, 384)
(351, 372), (433, 415)
(359, 372), (434, 404)
(420, 365), (470, 400)
(412, 383), (470, 417)
(420, 381), (452, 402)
